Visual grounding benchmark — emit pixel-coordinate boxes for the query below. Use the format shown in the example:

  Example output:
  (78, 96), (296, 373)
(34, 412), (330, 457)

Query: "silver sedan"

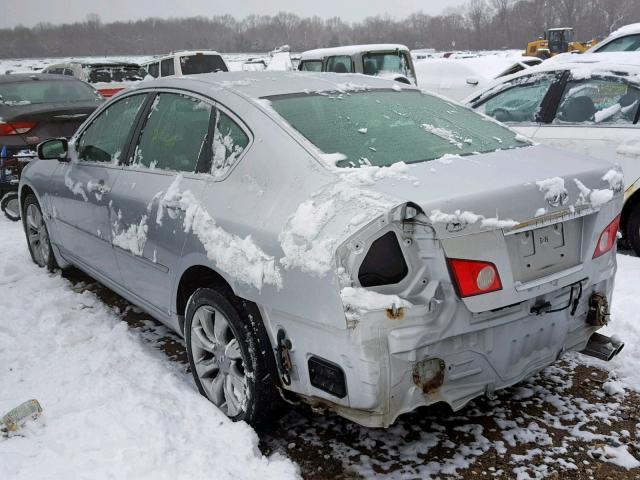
(20, 72), (624, 427)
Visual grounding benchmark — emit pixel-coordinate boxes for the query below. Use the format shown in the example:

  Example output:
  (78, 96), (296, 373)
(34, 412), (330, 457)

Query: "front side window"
(0, 79), (100, 106)
(206, 111), (249, 177)
(553, 78), (640, 125)
(161, 59), (175, 77)
(325, 56), (353, 73)
(147, 63), (159, 78)
(179, 55), (228, 74)
(77, 94), (146, 163)
(596, 34), (640, 53)
(362, 52), (411, 79)
(130, 93), (212, 172)
(476, 76), (555, 123)
(300, 60), (322, 72)
(268, 89), (528, 168)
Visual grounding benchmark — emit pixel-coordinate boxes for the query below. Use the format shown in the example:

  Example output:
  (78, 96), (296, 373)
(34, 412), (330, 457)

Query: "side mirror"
(37, 138), (69, 161)
(466, 77), (480, 86)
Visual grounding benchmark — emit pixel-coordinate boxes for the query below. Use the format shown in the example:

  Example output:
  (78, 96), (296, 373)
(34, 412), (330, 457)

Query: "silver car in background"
(20, 72), (624, 427)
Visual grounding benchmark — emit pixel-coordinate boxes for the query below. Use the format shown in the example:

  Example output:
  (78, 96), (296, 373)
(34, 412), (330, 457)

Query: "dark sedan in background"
(0, 73), (103, 219)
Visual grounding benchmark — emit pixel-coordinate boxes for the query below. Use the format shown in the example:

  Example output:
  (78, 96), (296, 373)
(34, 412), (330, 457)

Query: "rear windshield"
(87, 65), (146, 83)
(300, 60), (322, 72)
(363, 52), (413, 80)
(268, 89), (528, 168)
(179, 55), (228, 74)
(0, 80), (99, 105)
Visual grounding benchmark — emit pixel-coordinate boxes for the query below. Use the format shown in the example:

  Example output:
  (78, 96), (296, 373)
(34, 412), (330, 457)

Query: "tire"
(626, 205), (640, 257)
(1, 192), (20, 221)
(22, 194), (57, 271)
(185, 287), (285, 425)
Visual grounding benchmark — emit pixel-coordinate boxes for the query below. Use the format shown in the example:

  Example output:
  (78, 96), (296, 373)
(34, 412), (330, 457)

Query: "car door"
(472, 71), (565, 139)
(108, 90), (214, 315)
(532, 75), (640, 190)
(49, 93), (148, 281)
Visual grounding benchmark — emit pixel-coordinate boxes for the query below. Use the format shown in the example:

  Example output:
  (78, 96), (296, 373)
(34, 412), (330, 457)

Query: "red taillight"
(593, 215), (621, 259)
(98, 88), (123, 98)
(447, 259), (502, 298)
(0, 121), (36, 135)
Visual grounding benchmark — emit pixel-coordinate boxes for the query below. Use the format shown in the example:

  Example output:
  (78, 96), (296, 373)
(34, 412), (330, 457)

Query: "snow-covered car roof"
(415, 55), (542, 82)
(132, 70), (416, 101)
(142, 50), (223, 63)
(300, 44), (410, 61)
(464, 57), (640, 104)
(547, 52), (640, 67)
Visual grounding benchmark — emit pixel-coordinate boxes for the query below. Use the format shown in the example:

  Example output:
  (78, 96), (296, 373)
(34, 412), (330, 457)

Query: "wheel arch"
(621, 187), (640, 238)
(175, 264), (236, 333)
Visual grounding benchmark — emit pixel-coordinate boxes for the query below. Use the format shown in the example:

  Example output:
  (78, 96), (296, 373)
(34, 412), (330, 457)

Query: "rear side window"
(477, 81), (554, 123)
(208, 111), (249, 177)
(300, 60), (322, 72)
(596, 34), (640, 53)
(179, 55), (228, 74)
(131, 93), (212, 172)
(47, 68), (65, 75)
(325, 56), (353, 73)
(553, 78), (640, 125)
(147, 63), (159, 78)
(362, 52), (412, 79)
(161, 59), (175, 77)
(77, 94), (146, 163)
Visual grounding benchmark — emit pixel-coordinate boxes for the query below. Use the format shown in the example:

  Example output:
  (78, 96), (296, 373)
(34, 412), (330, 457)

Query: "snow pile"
(158, 175), (282, 290)
(421, 123), (472, 149)
(590, 445), (640, 470)
(279, 181), (397, 276)
(340, 287), (412, 318)
(0, 215), (299, 480)
(112, 214), (148, 256)
(602, 168), (625, 192)
(574, 179), (614, 208)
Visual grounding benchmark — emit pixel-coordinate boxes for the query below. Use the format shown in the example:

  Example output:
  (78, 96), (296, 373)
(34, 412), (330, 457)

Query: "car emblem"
(547, 191), (568, 208)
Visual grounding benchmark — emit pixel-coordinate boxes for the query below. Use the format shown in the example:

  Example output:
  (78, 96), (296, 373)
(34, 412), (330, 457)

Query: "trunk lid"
(366, 145), (623, 239)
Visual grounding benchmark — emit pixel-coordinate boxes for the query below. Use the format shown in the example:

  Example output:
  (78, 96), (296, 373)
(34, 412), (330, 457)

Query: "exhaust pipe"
(581, 332), (624, 362)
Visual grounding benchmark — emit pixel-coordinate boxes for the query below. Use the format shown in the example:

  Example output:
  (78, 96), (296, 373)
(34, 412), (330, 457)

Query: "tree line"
(1, 0), (639, 58)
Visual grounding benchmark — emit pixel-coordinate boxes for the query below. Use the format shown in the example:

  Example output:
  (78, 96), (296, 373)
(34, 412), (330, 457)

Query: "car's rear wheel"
(185, 287), (284, 425)
(22, 194), (56, 271)
(626, 207), (640, 256)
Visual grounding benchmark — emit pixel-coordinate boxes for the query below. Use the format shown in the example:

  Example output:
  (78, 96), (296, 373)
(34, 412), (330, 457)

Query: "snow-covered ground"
(0, 215), (299, 479)
(1, 211), (640, 478)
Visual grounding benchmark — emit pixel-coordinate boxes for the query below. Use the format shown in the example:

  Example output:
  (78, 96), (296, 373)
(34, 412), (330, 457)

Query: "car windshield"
(268, 89), (528, 168)
(87, 65), (146, 83)
(179, 55), (228, 74)
(0, 80), (99, 105)
(596, 34), (640, 53)
(362, 52), (412, 79)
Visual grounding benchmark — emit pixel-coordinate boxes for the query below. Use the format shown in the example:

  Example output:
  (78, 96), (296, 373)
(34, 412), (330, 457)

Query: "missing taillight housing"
(593, 215), (621, 259)
(358, 231), (408, 287)
(0, 122), (36, 136)
(448, 258), (502, 298)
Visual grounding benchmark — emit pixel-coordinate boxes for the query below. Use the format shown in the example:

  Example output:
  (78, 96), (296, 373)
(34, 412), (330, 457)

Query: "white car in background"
(465, 56), (640, 254)
(415, 55), (542, 101)
(142, 50), (228, 79)
(586, 23), (640, 53)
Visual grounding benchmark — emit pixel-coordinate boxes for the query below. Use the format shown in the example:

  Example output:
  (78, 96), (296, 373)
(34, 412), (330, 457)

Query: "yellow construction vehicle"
(524, 28), (598, 59)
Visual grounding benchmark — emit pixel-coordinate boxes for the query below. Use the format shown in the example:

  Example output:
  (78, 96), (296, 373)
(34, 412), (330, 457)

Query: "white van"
(143, 51), (229, 78)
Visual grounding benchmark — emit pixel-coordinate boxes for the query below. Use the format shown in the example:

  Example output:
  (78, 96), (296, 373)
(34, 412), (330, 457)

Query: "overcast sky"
(0, 0), (468, 28)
